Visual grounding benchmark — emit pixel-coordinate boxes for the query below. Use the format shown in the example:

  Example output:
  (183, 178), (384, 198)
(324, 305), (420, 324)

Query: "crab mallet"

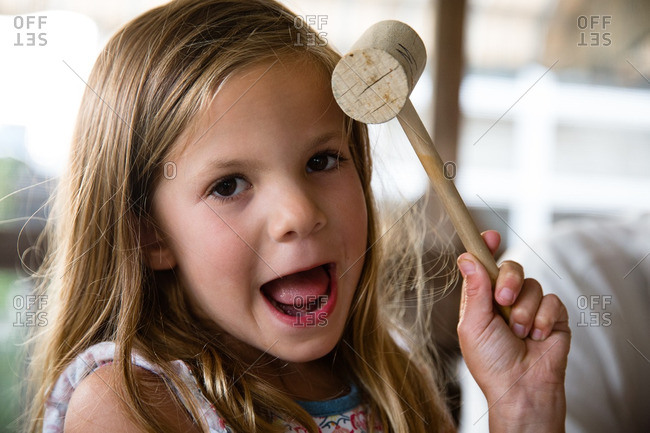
(331, 20), (510, 320)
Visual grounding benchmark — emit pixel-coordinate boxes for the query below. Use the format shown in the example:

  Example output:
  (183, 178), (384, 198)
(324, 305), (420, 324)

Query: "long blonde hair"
(25, 0), (455, 431)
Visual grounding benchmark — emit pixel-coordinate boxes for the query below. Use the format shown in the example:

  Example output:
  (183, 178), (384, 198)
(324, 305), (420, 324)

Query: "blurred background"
(1, 0), (649, 430)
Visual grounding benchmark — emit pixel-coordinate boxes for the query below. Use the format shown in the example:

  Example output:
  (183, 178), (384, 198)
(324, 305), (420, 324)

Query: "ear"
(140, 220), (177, 271)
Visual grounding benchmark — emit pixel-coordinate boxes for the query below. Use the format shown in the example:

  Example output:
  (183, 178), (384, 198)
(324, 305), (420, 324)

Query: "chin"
(270, 335), (342, 364)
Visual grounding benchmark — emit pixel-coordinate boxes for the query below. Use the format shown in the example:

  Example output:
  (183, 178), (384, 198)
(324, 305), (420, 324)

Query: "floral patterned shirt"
(43, 342), (380, 432)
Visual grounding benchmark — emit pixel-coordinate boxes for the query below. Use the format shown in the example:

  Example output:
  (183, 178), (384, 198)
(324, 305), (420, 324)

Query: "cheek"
(353, 197), (369, 250)
(170, 207), (257, 295)
(339, 174), (369, 255)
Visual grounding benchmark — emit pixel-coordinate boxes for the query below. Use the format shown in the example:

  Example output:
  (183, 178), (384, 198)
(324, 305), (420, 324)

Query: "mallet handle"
(397, 99), (511, 320)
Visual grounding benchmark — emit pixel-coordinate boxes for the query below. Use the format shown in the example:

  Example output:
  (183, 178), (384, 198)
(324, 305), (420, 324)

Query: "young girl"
(26, 0), (570, 432)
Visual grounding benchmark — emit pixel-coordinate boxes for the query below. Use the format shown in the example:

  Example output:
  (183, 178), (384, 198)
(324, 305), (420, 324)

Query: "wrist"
(486, 386), (566, 433)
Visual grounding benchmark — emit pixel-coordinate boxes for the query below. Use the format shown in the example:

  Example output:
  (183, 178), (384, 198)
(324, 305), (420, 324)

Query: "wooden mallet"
(331, 20), (511, 320)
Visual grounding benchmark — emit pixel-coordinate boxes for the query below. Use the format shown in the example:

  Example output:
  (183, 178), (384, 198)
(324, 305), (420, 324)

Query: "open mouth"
(260, 264), (332, 318)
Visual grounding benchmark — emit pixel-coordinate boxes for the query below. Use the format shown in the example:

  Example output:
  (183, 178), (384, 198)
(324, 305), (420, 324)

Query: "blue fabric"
(296, 383), (361, 417)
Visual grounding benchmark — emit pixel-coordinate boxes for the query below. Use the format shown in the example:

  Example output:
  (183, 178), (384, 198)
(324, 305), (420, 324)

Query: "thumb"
(457, 253), (497, 333)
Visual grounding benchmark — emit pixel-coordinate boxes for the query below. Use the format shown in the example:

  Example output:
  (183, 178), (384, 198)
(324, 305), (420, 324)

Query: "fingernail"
(458, 258), (475, 276)
(512, 323), (526, 338)
(500, 287), (515, 305)
(531, 328), (544, 341)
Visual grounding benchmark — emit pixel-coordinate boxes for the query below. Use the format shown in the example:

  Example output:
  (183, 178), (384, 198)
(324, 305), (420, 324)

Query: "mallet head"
(331, 20), (426, 124)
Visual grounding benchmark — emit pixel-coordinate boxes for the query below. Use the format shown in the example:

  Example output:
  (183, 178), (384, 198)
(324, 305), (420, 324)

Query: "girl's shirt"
(43, 342), (378, 433)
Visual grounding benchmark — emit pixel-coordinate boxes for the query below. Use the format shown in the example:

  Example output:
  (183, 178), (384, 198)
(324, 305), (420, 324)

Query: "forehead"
(167, 57), (343, 160)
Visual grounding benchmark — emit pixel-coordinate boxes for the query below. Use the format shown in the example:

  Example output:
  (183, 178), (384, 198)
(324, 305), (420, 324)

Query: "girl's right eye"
(210, 176), (251, 201)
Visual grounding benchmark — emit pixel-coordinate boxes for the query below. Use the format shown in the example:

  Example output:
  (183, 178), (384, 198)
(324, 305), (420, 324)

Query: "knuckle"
(548, 294), (569, 321)
(534, 295), (562, 328)
(534, 313), (553, 330)
(456, 319), (474, 340)
(523, 278), (543, 297)
(462, 278), (481, 297)
(509, 306), (532, 326)
(499, 264), (526, 290)
(525, 277), (542, 289)
(500, 260), (524, 276)
(457, 321), (467, 336)
(545, 293), (563, 306)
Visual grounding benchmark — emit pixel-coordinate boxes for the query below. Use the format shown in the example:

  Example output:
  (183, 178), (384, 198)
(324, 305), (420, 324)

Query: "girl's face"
(150, 58), (368, 364)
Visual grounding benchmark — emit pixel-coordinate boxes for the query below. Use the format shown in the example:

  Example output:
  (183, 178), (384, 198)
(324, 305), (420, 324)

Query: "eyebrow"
(197, 157), (255, 179)
(196, 130), (347, 177)
(309, 130), (347, 149)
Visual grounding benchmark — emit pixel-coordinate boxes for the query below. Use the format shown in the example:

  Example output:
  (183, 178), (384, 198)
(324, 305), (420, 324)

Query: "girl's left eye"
(306, 152), (343, 173)
(210, 176), (251, 201)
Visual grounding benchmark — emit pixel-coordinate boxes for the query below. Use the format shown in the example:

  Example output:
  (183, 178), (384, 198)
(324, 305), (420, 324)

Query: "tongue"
(262, 266), (329, 306)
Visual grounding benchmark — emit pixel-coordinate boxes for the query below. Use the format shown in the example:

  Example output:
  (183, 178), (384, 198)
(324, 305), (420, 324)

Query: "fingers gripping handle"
(397, 100), (512, 320)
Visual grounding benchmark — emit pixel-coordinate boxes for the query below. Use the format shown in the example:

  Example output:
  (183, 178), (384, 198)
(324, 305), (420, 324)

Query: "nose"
(267, 182), (327, 242)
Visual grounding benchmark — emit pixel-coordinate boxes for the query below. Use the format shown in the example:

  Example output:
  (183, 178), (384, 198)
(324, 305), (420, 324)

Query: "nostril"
(268, 196), (327, 241)
(313, 220), (325, 232)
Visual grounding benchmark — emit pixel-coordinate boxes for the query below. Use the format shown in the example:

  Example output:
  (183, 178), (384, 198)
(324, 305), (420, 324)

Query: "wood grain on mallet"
(332, 20), (511, 320)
